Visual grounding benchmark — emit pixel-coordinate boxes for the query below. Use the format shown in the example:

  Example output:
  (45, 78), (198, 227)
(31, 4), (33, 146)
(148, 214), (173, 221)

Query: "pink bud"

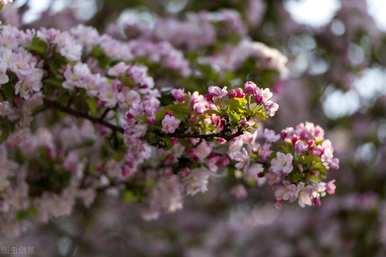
(326, 180), (336, 195)
(163, 167), (173, 177)
(312, 197), (322, 207)
(179, 168), (191, 177)
(291, 134), (299, 144)
(126, 112), (134, 120)
(274, 200), (283, 209)
(216, 137), (227, 144)
(312, 146), (324, 156)
(307, 140), (316, 149)
(255, 94), (263, 104)
(147, 117), (156, 125)
(295, 141), (308, 154)
(171, 88), (185, 102)
(218, 156), (230, 167)
(121, 165), (132, 177)
(228, 88), (245, 98)
(244, 81), (258, 95)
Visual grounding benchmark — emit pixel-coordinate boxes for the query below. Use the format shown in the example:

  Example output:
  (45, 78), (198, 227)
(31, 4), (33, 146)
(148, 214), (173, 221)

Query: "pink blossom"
(63, 63), (91, 90)
(108, 62), (129, 77)
(275, 184), (298, 202)
(228, 88), (245, 98)
(295, 140), (308, 154)
(271, 152), (293, 174)
(208, 86), (228, 100)
(259, 143), (272, 160)
(161, 114), (181, 134)
(192, 141), (212, 161)
(328, 158), (340, 170)
(264, 129), (280, 142)
(247, 163), (266, 186)
(264, 100), (279, 117)
(326, 180), (336, 195)
(210, 114), (224, 131)
(298, 187), (313, 208)
(171, 88), (185, 102)
(266, 171), (281, 185)
(183, 168), (210, 196)
(244, 81), (258, 95)
(191, 92), (209, 114)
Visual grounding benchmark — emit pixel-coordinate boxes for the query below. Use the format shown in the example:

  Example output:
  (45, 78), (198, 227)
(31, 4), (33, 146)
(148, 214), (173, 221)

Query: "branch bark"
(43, 98), (124, 133)
(43, 99), (244, 141)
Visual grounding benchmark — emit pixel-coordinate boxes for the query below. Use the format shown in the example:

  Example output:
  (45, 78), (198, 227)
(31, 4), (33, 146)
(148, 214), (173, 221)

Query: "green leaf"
(0, 118), (14, 143)
(276, 142), (293, 154)
(249, 103), (269, 121)
(155, 108), (166, 123)
(91, 46), (113, 68)
(0, 74), (17, 104)
(112, 148), (127, 161)
(288, 170), (306, 183)
(122, 190), (139, 203)
(86, 98), (98, 116)
(167, 104), (190, 120)
(25, 37), (48, 56)
(16, 208), (38, 221)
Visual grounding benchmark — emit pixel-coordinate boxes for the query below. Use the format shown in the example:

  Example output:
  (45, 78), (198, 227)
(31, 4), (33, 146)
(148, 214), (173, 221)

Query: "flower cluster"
(69, 25), (191, 76)
(199, 40), (288, 78)
(228, 122), (339, 208)
(121, 9), (246, 50)
(151, 81), (279, 139)
(0, 21), (338, 233)
(113, 8), (286, 83)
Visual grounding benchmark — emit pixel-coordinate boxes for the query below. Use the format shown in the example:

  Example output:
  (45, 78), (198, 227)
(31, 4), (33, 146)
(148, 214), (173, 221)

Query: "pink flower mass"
(6, 2), (379, 254)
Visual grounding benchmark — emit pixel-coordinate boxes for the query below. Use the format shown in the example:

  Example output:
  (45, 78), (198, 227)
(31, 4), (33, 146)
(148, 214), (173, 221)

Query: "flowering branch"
(0, 21), (339, 230)
(43, 98), (124, 133)
(42, 97), (244, 141)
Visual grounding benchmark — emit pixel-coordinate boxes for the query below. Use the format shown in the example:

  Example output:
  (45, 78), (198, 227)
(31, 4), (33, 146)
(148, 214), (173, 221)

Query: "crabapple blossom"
(247, 163), (266, 186)
(271, 152), (294, 174)
(326, 180), (337, 195)
(183, 168), (211, 196)
(298, 185), (313, 208)
(191, 141), (213, 161)
(208, 86), (228, 100)
(171, 88), (185, 102)
(275, 183), (298, 202)
(161, 114), (181, 134)
(264, 128), (280, 142)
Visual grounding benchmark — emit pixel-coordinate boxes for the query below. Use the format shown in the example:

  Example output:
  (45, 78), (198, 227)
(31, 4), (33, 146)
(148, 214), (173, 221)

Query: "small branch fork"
(44, 99), (124, 133)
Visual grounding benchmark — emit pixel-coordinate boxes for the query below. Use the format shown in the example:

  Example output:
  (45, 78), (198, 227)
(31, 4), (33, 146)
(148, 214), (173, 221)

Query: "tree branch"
(169, 128), (244, 141)
(43, 99), (244, 141)
(43, 99), (124, 133)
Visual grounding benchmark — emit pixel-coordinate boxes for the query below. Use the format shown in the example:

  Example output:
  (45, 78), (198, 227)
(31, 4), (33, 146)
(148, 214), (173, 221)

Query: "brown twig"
(43, 98), (124, 133)
(43, 98), (244, 141)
